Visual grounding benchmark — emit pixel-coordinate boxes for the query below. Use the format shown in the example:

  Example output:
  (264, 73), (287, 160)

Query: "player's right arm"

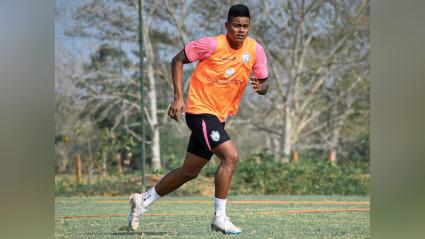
(168, 50), (190, 121)
(168, 37), (217, 121)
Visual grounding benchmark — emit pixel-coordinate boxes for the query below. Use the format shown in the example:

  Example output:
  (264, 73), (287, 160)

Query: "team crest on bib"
(242, 52), (250, 63)
(225, 68), (235, 77)
(210, 131), (220, 142)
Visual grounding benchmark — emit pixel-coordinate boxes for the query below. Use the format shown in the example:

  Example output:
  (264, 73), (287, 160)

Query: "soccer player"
(128, 4), (269, 234)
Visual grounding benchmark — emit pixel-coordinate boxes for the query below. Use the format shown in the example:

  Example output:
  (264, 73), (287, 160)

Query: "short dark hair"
(227, 4), (250, 23)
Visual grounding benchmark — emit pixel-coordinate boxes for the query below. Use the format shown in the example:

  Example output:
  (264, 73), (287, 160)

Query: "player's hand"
(250, 76), (261, 92)
(250, 76), (269, 95)
(168, 97), (185, 121)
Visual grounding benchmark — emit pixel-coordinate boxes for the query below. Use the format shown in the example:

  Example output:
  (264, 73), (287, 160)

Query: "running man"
(128, 4), (269, 234)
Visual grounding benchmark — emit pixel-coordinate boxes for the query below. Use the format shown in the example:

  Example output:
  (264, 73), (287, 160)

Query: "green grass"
(55, 195), (370, 238)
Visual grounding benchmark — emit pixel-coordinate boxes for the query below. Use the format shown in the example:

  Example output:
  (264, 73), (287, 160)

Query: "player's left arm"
(252, 42), (269, 95)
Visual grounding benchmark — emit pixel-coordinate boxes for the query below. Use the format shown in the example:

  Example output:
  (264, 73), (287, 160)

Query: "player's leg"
(155, 152), (209, 196)
(128, 131), (211, 230)
(210, 140), (241, 234)
(154, 126), (213, 194)
(212, 140), (239, 199)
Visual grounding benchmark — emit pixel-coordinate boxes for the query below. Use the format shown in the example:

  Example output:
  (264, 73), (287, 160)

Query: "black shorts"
(185, 113), (231, 160)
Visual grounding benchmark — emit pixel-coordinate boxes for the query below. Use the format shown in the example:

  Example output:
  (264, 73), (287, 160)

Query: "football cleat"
(211, 215), (241, 234)
(128, 193), (146, 230)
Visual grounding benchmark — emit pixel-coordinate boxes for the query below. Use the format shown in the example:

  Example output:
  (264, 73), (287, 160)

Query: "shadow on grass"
(112, 231), (168, 236)
(83, 231), (168, 236)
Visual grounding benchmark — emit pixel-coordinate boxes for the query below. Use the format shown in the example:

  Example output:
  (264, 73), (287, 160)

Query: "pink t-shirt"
(184, 37), (269, 79)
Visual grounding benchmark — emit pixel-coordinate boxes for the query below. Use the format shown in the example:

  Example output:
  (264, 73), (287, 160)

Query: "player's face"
(225, 17), (250, 46)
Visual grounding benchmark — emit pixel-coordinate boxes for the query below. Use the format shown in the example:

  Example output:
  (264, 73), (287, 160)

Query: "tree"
(239, 0), (369, 162)
(67, 0), (164, 170)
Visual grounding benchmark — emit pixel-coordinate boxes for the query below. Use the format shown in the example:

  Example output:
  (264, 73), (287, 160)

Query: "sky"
(56, 0), (109, 63)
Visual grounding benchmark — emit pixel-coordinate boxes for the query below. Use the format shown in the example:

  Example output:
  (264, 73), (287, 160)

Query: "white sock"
(214, 197), (227, 217)
(142, 186), (161, 207)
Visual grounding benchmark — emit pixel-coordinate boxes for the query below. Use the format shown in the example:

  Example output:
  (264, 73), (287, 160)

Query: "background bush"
(230, 151), (369, 195)
(56, 151), (369, 196)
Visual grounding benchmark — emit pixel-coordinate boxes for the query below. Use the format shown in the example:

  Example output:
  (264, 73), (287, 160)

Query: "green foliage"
(55, 151), (369, 196)
(342, 133), (370, 163)
(55, 175), (143, 197)
(95, 128), (113, 168)
(54, 173), (206, 197)
(231, 151), (369, 195)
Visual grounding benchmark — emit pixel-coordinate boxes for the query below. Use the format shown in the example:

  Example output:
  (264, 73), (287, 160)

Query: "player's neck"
(226, 35), (243, 50)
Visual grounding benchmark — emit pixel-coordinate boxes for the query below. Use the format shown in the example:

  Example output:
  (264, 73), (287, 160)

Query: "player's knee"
(224, 151), (239, 169)
(232, 151), (239, 164)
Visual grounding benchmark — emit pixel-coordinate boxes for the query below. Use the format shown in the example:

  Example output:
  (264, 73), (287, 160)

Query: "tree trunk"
(115, 153), (122, 177)
(328, 126), (340, 166)
(282, 106), (292, 162)
(143, 10), (161, 170)
(102, 150), (107, 177)
(151, 126), (161, 170)
(327, 125), (340, 166)
(87, 140), (93, 184)
(146, 41), (161, 171)
(88, 158), (94, 185)
(328, 149), (337, 165)
(56, 151), (69, 173)
(272, 136), (281, 162)
(291, 150), (299, 163)
(327, 103), (346, 166)
(74, 154), (82, 183)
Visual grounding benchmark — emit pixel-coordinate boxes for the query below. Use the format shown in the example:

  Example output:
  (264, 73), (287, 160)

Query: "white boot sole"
(211, 224), (241, 235)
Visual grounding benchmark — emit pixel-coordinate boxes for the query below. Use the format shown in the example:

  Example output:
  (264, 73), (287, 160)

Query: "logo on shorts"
(210, 131), (220, 142)
(242, 52), (250, 63)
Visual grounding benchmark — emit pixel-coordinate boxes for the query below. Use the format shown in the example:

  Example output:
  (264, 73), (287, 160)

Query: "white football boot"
(128, 193), (146, 230)
(211, 215), (241, 234)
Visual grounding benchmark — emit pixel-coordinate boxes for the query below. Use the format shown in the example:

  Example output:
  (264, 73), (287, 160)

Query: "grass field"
(55, 195), (370, 238)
